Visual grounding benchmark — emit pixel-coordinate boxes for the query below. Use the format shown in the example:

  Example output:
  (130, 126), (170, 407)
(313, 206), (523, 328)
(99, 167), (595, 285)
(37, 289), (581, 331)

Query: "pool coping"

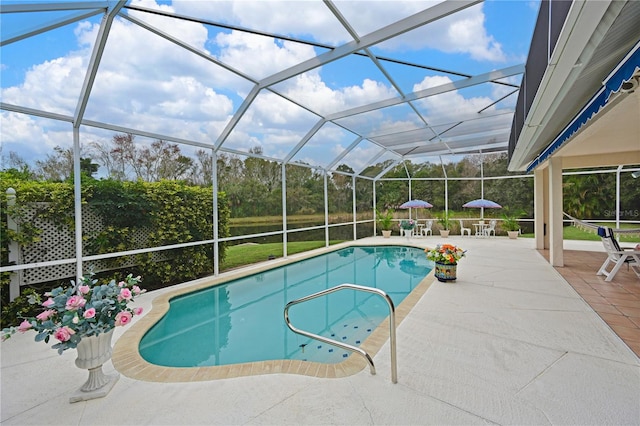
(112, 240), (435, 382)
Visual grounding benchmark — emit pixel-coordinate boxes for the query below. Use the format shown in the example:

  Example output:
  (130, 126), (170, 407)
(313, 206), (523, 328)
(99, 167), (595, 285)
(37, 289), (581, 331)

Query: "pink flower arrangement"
(2, 274), (145, 354)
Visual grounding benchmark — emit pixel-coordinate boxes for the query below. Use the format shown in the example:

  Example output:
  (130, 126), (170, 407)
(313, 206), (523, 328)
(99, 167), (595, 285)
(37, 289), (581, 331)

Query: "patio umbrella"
(399, 199), (433, 209)
(462, 198), (502, 219)
(399, 199), (433, 220)
(462, 199), (502, 209)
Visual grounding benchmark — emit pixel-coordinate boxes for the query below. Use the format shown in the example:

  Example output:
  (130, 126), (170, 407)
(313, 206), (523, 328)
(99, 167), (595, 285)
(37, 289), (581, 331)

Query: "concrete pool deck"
(2, 236), (639, 425)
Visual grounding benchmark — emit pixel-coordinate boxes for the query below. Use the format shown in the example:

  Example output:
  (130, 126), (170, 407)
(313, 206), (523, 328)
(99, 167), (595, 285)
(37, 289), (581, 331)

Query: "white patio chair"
(483, 220), (497, 237)
(458, 219), (471, 236)
(597, 227), (640, 282)
(421, 220), (433, 236)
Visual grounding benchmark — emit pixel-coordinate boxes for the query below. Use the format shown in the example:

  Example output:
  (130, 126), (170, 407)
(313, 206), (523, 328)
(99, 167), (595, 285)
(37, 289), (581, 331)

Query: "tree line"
(3, 133), (638, 220)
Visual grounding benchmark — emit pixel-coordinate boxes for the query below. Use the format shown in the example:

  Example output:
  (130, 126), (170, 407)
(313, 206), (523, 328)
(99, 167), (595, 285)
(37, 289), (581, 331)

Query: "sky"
(0, 0), (541, 173)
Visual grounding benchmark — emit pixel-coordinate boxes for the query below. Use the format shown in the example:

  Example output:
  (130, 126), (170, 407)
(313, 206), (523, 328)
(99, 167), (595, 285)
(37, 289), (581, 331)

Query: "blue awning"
(527, 40), (640, 172)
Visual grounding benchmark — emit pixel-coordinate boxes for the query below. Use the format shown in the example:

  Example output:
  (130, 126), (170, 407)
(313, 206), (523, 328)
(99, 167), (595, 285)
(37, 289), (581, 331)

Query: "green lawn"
(221, 240), (345, 271)
(222, 223), (639, 271)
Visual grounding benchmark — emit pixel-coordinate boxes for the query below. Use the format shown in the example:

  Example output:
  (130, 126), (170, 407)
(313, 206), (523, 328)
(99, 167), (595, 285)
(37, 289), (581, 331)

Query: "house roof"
(509, 0), (640, 172)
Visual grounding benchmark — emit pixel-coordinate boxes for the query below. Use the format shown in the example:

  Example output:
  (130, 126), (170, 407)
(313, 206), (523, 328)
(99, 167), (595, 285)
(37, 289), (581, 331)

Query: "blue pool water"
(139, 246), (431, 367)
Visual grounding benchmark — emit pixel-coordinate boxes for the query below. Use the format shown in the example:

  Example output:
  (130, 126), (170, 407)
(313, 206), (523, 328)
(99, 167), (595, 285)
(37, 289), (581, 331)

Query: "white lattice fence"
(19, 203), (76, 284)
(11, 203), (163, 286)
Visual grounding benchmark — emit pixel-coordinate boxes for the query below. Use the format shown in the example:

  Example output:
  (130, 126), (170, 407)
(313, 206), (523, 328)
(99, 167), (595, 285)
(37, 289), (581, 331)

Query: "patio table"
(474, 223), (487, 237)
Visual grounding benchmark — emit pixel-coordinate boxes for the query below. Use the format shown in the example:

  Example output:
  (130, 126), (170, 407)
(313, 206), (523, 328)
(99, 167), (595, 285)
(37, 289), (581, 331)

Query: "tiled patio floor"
(540, 249), (640, 357)
(2, 237), (639, 425)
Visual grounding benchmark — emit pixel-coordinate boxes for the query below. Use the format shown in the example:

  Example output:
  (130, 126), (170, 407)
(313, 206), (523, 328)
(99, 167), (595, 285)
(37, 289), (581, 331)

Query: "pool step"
(295, 318), (380, 363)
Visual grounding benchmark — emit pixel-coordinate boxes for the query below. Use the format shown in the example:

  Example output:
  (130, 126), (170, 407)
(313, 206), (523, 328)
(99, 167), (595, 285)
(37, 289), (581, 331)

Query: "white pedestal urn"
(402, 227), (414, 240)
(69, 329), (120, 403)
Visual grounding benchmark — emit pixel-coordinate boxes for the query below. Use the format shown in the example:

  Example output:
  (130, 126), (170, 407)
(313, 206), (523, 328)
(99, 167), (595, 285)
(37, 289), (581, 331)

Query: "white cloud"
(413, 75), (497, 124)
(281, 73), (397, 116)
(215, 31), (317, 80)
(325, 136), (396, 172)
(0, 113), (46, 145)
(174, 1), (504, 62)
(446, 10), (505, 62)
(332, 1), (440, 37)
(1, 0), (518, 168)
(2, 55), (86, 116)
(372, 118), (425, 137)
(342, 142), (385, 172)
(0, 113), (78, 159)
(128, 0), (209, 48)
(373, 3), (506, 62)
(2, 5), (244, 146)
(173, 0), (350, 45)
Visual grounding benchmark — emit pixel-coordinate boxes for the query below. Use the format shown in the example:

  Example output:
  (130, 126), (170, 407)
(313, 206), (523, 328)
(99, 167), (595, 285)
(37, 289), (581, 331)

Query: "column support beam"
(548, 157), (564, 267)
(534, 168), (546, 250)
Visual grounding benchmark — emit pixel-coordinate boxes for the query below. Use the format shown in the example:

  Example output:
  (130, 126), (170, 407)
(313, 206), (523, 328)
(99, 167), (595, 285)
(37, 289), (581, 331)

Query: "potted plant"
(375, 208), (394, 238)
(437, 211), (452, 237)
(425, 244), (466, 282)
(501, 208), (524, 239)
(2, 274), (145, 402)
(400, 219), (416, 237)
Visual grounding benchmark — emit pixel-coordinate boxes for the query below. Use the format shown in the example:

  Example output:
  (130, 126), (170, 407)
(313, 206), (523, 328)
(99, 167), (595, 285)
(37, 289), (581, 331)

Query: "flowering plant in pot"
(400, 219), (416, 230)
(425, 244), (466, 265)
(425, 244), (466, 282)
(2, 274), (145, 353)
(400, 219), (416, 237)
(2, 274), (145, 402)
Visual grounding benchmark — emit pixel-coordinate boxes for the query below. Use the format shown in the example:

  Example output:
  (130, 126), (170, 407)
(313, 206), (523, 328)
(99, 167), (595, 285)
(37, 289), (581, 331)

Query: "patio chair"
(483, 220), (497, 237)
(458, 219), (471, 236)
(596, 227), (640, 282)
(421, 220), (433, 236)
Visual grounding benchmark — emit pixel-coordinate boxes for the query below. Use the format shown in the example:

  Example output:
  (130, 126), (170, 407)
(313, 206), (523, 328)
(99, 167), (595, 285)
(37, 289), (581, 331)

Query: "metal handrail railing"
(284, 283), (397, 383)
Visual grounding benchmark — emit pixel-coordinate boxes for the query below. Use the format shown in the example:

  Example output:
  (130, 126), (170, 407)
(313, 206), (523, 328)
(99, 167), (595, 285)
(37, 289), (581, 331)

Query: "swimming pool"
(139, 245), (431, 368)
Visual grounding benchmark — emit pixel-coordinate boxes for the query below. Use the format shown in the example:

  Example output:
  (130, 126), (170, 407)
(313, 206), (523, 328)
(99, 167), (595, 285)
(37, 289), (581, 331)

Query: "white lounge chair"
(597, 227), (640, 282)
(458, 219), (471, 236)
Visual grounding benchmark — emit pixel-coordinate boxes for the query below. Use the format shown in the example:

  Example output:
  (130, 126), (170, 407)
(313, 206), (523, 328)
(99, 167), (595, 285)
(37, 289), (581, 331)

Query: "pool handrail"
(284, 283), (397, 384)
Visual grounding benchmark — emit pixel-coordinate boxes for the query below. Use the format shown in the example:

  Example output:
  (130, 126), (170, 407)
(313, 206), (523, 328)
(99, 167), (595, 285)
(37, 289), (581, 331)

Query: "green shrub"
(1, 288), (39, 329)
(89, 179), (152, 228)
(1, 176), (230, 308)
